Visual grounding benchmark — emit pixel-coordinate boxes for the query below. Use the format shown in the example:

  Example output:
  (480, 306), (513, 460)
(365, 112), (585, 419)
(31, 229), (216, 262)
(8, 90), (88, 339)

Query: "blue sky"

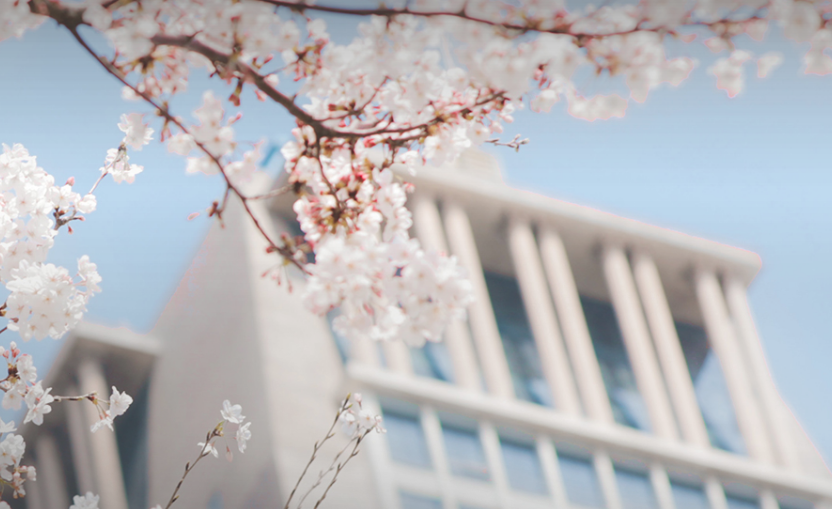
(2, 15), (832, 467)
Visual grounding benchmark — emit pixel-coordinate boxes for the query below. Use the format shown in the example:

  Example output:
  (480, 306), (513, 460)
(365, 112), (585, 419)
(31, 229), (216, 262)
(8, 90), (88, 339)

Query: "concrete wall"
(147, 183), (379, 509)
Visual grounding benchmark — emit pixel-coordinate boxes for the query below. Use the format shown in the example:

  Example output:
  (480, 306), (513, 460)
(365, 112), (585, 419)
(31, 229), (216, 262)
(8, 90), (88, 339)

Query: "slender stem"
(53, 392), (97, 403)
(282, 402), (346, 509)
(248, 185), (292, 201)
(87, 170), (108, 195)
(164, 430), (218, 509)
(312, 431), (368, 509)
(295, 435), (359, 509)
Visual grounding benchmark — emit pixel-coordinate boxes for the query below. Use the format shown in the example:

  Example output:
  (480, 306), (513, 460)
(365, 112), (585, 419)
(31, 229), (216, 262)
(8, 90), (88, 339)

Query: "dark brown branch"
(53, 22), (308, 274)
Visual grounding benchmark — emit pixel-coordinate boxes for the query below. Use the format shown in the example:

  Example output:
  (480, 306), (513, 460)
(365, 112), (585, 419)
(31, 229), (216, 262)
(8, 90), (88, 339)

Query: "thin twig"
(282, 399), (347, 509)
(53, 392), (97, 403)
(164, 427), (221, 509)
(312, 431), (368, 509)
(295, 435), (359, 509)
(57, 23), (308, 274)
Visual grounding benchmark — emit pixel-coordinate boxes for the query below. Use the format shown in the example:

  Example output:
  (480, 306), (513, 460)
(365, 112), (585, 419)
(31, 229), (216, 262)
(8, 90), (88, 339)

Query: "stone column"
(479, 422), (511, 509)
(421, 407), (457, 509)
(412, 196), (481, 391)
(694, 270), (774, 464)
(35, 436), (69, 509)
(724, 277), (800, 471)
(705, 476), (728, 509)
(77, 359), (129, 509)
(632, 253), (710, 448)
(602, 246), (678, 440)
(595, 450), (623, 509)
(443, 202), (514, 399)
(649, 462), (676, 509)
(536, 438), (569, 509)
(508, 218), (581, 415)
(760, 489), (781, 509)
(538, 229), (614, 423)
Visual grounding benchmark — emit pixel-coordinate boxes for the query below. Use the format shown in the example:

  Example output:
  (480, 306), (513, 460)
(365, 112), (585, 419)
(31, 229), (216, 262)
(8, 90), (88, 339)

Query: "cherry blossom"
(758, 52), (784, 78)
(236, 422), (252, 453)
(221, 400), (245, 424)
(23, 382), (53, 426)
(708, 50), (753, 98)
(109, 386), (133, 418)
(1, 1), (832, 507)
(118, 113), (154, 150)
(339, 393), (385, 438)
(69, 492), (100, 509)
(100, 147), (143, 184)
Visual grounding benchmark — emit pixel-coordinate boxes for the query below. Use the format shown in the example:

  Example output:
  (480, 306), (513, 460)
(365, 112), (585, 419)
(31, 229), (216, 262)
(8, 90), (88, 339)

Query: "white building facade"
(17, 151), (832, 509)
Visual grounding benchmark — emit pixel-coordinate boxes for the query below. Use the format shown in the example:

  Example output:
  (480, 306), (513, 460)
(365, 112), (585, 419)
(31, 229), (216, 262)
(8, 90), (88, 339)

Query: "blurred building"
(18, 150), (832, 509)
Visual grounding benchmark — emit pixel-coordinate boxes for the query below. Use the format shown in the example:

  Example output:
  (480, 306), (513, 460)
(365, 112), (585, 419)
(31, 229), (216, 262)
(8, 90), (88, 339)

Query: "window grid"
(377, 396), (806, 509)
(338, 198), (818, 509)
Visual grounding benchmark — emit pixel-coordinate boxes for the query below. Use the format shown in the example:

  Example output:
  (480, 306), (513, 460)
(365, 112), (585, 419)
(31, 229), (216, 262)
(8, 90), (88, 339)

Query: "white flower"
(78, 255), (102, 295)
(109, 386), (133, 417)
(236, 422), (252, 453)
(221, 400), (245, 424)
(757, 52), (784, 78)
(90, 414), (114, 433)
(82, 0), (112, 31)
(75, 194), (97, 214)
(783, 0), (821, 43)
(0, 418), (15, 434)
(708, 50), (752, 98)
(101, 148), (143, 184)
(0, 434), (24, 468)
(117, 113), (154, 150)
(198, 441), (218, 458)
(1, 383), (24, 411)
(69, 492), (100, 509)
(15, 354), (36, 384)
(23, 382), (54, 426)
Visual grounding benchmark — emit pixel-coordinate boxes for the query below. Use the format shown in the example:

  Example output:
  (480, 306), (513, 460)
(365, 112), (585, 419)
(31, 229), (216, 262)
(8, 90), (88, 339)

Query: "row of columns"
(27, 360), (129, 509)
(352, 194), (797, 476)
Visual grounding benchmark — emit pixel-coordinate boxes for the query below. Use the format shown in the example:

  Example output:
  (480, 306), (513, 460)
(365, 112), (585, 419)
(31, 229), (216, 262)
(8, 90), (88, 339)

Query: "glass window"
(558, 452), (605, 508)
(441, 422), (489, 481)
(580, 295), (650, 431)
(400, 492), (442, 509)
(500, 438), (547, 495)
(676, 321), (746, 454)
(671, 481), (710, 509)
(484, 271), (553, 407)
(726, 494), (759, 509)
(411, 341), (455, 382)
(615, 468), (658, 509)
(777, 495), (815, 509)
(382, 408), (432, 468)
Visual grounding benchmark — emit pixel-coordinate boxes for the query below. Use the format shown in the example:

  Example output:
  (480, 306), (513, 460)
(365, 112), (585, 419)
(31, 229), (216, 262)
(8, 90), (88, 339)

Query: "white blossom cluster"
(284, 127), (473, 346)
(1, 0), (826, 347)
(0, 144), (100, 340)
(0, 420), (35, 503)
(167, 91), (261, 185)
(0, 125), (150, 506)
(198, 400), (252, 460)
(339, 393), (385, 439)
